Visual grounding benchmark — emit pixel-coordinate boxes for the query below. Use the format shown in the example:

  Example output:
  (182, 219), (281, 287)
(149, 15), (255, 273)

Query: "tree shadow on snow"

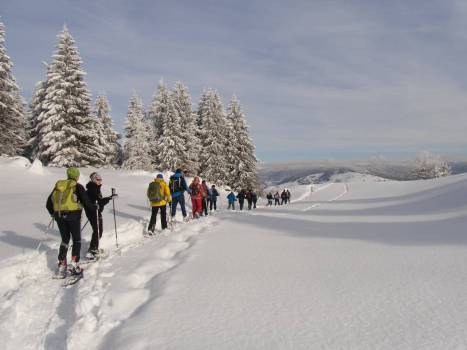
(232, 213), (467, 247)
(128, 203), (151, 212)
(0, 230), (58, 272)
(109, 208), (143, 221)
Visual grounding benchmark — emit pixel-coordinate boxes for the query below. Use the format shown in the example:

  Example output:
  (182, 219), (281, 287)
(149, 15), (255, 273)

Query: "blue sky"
(2, 0), (467, 161)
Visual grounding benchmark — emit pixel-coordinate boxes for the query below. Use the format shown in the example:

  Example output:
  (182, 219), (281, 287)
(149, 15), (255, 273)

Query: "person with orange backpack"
(147, 174), (172, 234)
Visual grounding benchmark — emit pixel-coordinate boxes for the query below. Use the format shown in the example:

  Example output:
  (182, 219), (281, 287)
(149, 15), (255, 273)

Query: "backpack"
(52, 179), (80, 213)
(147, 181), (164, 202)
(169, 177), (183, 194)
(190, 184), (199, 196)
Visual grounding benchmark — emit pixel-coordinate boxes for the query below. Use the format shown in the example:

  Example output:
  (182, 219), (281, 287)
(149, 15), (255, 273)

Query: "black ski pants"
(247, 199), (252, 210)
(210, 198), (217, 211)
(202, 197), (208, 215)
(239, 199), (244, 210)
(55, 211), (82, 263)
(148, 205), (167, 232)
(86, 208), (103, 252)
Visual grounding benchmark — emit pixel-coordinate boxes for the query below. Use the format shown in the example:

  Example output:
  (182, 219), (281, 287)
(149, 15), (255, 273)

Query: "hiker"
(201, 180), (209, 216)
(147, 174), (172, 234)
(189, 176), (203, 219)
(287, 189), (291, 204)
(210, 185), (219, 211)
(274, 191), (280, 206)
(251, 190), (258, 209)
(169, 169), (191, 221)
(281, 190), (288, 205)
(237, 189), (246, 210)
(84, 172), (116, 260)
(246, 189), (253, 210)
(46, 167), (95, 278)
(227, 190), (237, 210)
(266, 192), (273, 206)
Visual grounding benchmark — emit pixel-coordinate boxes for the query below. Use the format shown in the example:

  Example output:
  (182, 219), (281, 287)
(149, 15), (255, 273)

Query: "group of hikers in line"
(226, 188), (259, 210)
(265, 189), (292, 206)
(146, 169), (220, 235)
(46, 167), (291, 279)
(46, 167), (223, 278)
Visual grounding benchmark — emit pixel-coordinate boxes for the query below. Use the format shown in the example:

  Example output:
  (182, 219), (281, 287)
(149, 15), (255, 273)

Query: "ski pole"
(81, 219), (89, 233)
(111, 188), (118, 248)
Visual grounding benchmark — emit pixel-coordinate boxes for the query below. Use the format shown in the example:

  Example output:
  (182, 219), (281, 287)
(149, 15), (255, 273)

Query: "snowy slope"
(2, 158), (467, 349)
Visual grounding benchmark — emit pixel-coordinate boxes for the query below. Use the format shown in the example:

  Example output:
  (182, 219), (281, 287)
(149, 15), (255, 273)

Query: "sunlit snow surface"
(1, 157), (467, 349)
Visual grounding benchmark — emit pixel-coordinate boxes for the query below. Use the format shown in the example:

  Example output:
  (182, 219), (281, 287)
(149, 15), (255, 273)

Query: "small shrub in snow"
(412, 151), (451, 179)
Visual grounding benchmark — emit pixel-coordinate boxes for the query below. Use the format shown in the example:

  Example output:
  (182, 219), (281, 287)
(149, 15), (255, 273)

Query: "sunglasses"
(95, 178), (102, 182)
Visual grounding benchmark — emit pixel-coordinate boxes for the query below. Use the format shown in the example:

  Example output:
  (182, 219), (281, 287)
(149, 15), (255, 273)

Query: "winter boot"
(85, 250), (99, 261)
(54, 260), (67, 279)
(68, 261), (83, 276)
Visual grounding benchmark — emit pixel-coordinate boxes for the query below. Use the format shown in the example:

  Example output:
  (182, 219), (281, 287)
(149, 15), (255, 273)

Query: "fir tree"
(157, 91), (186, 171)
(226, 95), (258, 190)
(0, 20), (27, 156)
(148, 79), (170, 167)
(27, 77), (48, 159)
(123, 92), (152, 170)
(412, 151), (451, 179)
(198, 89), (229, 184)
(35, 26), (103, 166)
(171, 81), (199, 175)
(95, 94), (120, 166)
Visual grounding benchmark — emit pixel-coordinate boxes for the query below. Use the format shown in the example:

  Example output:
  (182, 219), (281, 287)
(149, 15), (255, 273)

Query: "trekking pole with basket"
(111, 188), (118, 249)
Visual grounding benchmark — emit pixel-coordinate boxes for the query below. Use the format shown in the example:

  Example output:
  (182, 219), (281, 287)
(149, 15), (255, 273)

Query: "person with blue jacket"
(227, 190), (237, 210)
(169, 169), (191, 220)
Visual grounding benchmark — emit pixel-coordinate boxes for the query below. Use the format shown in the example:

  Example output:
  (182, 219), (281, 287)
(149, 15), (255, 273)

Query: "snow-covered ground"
(1, 158), (467, 349)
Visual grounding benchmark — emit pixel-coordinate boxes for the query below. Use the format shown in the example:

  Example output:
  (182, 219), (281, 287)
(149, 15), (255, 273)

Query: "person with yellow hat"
(46, 167), (96, 279)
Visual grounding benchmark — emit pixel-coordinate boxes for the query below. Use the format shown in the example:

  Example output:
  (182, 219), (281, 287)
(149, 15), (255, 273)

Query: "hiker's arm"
(77, 184), (97, 211)
(46, 192), (54, 216)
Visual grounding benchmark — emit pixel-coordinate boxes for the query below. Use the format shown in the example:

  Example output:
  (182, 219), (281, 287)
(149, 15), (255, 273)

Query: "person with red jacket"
(189, 176), (203, 219)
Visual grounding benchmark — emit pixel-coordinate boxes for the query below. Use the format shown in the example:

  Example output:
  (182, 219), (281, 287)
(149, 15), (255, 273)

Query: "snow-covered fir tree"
(123, 93), (152, 170)
(412, 151), (451, 179)
(148, 79), (170, 167)
(171, 81), (199, 175)
(94, 94), (120, 166)
(157, 91), (186, 171)
(35, 26), (104, 166)
(0, 20), (27, 156)
(197, 89), (229, 184)
(225, 95), (258, 190)
(27, 80), (46, 159)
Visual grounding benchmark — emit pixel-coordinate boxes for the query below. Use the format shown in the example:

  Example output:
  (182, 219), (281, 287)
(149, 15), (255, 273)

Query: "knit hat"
(156, 173), (163, 179)
(67, 167), (80, 180)
(90, 172), (102, 182)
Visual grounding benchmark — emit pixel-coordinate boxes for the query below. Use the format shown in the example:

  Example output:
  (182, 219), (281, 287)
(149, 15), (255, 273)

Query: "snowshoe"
(52, 261), (67, 279)
(62, 268), (83, 287)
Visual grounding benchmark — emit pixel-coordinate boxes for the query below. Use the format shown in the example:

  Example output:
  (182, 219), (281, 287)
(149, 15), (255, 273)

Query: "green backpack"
(52, 179), (81, 213)
(147, 181), (164, 202)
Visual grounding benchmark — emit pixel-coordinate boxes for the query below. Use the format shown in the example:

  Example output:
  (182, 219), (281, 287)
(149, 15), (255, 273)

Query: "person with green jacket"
(147, 174), (172, 234)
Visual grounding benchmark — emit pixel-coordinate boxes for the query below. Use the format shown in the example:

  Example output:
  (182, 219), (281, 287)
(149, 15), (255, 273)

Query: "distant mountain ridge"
(259, 159), (467, 186)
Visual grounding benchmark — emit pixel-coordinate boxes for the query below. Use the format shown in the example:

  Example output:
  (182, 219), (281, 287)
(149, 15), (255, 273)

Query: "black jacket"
(86, 181), (112, 212)
(46, 181), (95, 216)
